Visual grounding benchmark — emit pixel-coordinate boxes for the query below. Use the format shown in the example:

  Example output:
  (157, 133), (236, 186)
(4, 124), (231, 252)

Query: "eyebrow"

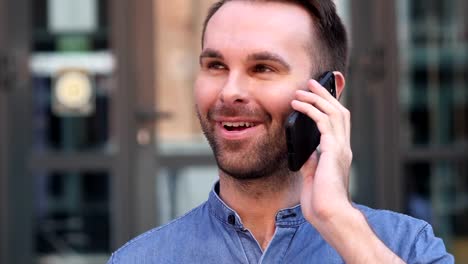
(247, 51), (291, 71)
(199, 48), (223, 64)
(199, 49), (291, 71)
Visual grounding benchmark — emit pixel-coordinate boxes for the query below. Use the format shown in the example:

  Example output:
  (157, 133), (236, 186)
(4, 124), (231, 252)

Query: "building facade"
(0, 0), (467, 263)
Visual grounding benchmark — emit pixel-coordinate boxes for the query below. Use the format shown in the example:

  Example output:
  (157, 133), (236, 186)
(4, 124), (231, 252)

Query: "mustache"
(207, 104), (267, 120)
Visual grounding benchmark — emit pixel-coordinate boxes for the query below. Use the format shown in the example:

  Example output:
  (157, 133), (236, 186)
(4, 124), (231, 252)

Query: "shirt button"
(228, 214), (236, 225)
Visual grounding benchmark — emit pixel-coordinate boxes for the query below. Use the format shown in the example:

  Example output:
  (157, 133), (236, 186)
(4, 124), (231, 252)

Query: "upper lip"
(213, 117), (263, 124)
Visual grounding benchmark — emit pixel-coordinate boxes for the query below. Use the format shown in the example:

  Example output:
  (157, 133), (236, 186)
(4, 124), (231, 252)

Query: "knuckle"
(315, 115), (328, 128)
(305, 107), (315, 117)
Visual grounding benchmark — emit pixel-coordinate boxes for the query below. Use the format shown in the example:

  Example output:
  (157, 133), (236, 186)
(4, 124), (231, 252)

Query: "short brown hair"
(201, 0), (349, 76)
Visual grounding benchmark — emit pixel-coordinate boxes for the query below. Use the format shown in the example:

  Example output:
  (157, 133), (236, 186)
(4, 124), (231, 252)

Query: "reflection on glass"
(404, 161), (468, 261)
(156, 166), (218, 225)
(35, 171), (110, 263)
(31, 0), (113, 153)
(399, 0), (468, 260)
(399, 0), (468, 147)
(32, 74), (112, 152)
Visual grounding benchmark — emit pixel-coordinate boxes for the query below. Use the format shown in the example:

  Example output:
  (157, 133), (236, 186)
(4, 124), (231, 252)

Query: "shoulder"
(356, 203), (427, 232)
(355, 204), (428, 245)
(355, 204), (454, 263)
(107, 202), (210, 264)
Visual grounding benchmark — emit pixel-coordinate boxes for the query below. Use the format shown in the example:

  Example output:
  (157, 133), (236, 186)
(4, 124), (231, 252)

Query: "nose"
(220, 72), (249, 104)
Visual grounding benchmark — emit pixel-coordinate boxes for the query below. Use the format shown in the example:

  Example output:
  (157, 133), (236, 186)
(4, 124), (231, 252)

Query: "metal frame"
(129, 0), (159, 236)
(403, 148), (468, 162)
(349, 0), (401, 211)
(348, 0), (378, 208)
(110, 0), (158, 248)
(373, 0), (402, 211)
(108, 0), (134, 248)
(0, 2), (7, 263)
(0, 91), (6, 264)
(0, 0), (33, 263)
(30, 152), (114, 170)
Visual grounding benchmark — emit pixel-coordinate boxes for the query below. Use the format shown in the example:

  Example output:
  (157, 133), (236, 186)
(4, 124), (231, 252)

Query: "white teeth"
(222, 122), (255, 128)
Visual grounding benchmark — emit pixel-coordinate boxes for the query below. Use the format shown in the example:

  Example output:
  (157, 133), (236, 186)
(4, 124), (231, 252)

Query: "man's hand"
(291, 78), (405, 264)
(291, 78), (352, 223)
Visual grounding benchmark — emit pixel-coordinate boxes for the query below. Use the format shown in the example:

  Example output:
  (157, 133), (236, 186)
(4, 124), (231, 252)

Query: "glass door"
(1, 0), (159, 263)
(29, 1), (114, 262)
(397, 0), (468, 261)
(348, 0), (467, 260)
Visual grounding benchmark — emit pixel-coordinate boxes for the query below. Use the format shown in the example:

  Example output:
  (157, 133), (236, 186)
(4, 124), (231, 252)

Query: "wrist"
(305, 199), (354, 227)
(309, 202), (360, 238)
(309, 205), (404, 264)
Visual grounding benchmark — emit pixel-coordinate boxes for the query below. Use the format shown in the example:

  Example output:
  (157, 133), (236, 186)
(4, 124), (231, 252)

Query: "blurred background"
(0, 0), (467, 263)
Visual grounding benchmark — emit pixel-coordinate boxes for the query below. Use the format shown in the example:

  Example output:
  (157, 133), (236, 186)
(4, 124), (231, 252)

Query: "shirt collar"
(208, 181), (306, 229)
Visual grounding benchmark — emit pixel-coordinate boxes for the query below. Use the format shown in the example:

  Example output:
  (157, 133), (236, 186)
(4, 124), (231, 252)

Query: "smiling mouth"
(221, 121), (257, 131)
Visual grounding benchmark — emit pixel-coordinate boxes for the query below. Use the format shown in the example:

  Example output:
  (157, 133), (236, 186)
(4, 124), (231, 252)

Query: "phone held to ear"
(285, 71), (337, 172)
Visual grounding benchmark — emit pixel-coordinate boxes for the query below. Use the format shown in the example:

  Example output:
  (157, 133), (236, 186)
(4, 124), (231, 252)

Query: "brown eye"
(252, 64), (274, 73)
(207, 61), (226, 70)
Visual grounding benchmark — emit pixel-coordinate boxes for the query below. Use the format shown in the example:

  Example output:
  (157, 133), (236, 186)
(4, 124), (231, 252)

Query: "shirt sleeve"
(106, 253), (116, 264)
(408, 223), (454, 264)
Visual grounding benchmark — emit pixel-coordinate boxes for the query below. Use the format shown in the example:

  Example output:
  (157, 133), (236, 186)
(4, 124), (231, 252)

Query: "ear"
(332, 71), (346, 99)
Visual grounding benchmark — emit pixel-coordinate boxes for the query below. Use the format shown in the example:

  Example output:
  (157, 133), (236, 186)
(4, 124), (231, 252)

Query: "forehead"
(204, 1), (315, 59)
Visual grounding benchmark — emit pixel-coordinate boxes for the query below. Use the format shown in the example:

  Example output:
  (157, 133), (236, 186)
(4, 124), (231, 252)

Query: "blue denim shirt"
(108, 183), (453, 263)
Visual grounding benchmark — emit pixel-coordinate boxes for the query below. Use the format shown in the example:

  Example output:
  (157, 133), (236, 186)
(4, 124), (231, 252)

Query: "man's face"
(195, 1), (315, 179)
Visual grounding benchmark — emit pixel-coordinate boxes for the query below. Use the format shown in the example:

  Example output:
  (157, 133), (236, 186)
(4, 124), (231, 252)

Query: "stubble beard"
(197, 105), (292, 182)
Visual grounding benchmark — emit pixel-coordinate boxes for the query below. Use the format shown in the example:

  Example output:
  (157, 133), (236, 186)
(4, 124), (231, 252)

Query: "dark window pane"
(35, 170), (110, 258)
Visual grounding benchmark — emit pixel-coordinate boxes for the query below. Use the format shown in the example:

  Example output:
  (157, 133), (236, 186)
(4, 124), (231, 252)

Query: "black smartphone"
(285, 71), (336, 171)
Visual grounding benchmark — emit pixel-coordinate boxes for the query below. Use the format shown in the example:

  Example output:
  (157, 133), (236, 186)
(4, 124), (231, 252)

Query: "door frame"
(348, 0), (401, 211)
(0, 0), (33, 263)
(109, 0), (159, 248)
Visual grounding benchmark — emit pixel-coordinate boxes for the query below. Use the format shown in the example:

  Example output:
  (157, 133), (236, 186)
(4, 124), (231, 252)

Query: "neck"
(218, 171), (302, 250)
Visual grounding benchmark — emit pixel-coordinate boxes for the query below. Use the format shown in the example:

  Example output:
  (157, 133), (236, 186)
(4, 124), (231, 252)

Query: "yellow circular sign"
(55, 71), (92, 109)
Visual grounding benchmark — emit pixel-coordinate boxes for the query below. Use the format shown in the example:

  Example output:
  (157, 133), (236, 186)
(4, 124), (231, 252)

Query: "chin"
(198, 109), (290, 180)
(215, 148), (290, 181)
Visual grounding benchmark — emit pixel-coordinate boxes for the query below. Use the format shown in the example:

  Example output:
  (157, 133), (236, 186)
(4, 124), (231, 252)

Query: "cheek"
(257, 86), (297, 124)
(194, 76), (219, 113)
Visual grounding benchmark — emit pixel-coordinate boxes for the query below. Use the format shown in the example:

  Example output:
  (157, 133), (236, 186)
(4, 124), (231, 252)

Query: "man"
(108, 0), (453, 263)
